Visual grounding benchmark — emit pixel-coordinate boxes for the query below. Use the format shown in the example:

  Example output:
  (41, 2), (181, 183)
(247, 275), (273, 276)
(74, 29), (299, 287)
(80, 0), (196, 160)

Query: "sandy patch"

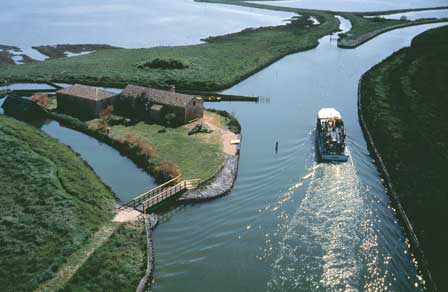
(203, 115), (238, 156)
(113, 208), (142, 222)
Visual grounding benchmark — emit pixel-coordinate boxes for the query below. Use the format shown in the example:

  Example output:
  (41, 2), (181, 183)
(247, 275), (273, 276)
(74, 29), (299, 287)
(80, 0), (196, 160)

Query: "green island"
(359, 25), (448, 291)
(0, 115), (147, 291)
(0, 2), (446, 90)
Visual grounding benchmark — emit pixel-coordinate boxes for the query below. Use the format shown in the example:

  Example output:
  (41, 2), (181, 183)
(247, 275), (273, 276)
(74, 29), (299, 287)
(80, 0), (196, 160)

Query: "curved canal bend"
(150, 22), (447, 292)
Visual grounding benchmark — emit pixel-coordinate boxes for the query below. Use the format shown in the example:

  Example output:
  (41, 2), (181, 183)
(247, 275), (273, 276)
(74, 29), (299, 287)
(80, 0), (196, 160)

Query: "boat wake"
(267, 158), (387, 291)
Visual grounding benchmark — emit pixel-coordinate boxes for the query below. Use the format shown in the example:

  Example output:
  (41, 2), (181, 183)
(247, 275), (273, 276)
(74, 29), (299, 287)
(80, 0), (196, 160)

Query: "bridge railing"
(123, 175), (182, 208)
(142, 181), (186, 210)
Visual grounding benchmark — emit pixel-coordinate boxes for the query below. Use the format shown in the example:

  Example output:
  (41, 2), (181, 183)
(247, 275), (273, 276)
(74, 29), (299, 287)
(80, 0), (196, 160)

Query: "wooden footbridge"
(122, 175), (200, 211)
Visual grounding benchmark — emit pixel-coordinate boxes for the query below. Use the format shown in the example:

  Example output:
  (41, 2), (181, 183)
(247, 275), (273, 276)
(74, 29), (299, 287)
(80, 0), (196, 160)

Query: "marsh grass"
(360, 25), (448, 290)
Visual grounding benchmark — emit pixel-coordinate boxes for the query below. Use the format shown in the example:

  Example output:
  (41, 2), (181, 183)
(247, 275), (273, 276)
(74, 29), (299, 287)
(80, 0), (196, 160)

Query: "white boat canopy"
(317, 108), (342, 120)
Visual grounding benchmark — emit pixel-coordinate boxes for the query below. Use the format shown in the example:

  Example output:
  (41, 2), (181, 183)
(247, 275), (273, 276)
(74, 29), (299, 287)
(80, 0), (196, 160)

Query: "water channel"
(150, 22), (448, 292)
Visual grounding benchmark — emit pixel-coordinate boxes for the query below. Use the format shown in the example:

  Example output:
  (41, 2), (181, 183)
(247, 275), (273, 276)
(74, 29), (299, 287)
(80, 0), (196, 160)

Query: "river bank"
(0, 115), (148, 291)
(359, 25), (448, 291)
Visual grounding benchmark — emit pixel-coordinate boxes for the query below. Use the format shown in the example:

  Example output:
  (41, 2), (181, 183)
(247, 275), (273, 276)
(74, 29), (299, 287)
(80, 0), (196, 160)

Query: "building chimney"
(169, 85), (176, 93)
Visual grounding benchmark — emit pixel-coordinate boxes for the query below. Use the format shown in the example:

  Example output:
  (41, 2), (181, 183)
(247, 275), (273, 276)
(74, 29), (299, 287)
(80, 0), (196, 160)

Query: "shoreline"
(338, 18), (448, 48)
(357, 77), (435, 291)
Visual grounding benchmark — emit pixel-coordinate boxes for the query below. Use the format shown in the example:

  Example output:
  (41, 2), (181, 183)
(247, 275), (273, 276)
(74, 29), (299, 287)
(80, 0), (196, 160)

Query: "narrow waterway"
(150, 22), (447, 291)
(40, 121), (156, 202)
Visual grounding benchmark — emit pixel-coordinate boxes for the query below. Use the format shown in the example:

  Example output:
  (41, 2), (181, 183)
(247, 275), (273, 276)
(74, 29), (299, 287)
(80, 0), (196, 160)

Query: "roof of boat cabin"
(318, 108), (341, 119)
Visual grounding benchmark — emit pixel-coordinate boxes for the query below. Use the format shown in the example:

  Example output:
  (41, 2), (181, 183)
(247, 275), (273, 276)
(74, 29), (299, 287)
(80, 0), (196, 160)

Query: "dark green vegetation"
(137, 58), (189, 70)
(61, 222), (147, 292)
(0, 10), (338, 91)
(0, 115), (115, 291)
(360, 25), (448, 290)
(33, 44), (119, 59)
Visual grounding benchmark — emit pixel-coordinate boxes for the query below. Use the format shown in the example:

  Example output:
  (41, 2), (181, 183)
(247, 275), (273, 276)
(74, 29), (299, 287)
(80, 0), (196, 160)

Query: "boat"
(316, 108), (349, 162)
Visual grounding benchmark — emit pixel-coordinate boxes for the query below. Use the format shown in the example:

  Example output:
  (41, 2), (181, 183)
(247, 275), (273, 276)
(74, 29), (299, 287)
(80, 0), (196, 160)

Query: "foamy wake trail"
(268, 160), (366, 291)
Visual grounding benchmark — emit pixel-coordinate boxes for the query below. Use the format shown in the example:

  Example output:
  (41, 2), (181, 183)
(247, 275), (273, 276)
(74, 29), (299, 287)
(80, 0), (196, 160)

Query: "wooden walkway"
(122, 176), (200, 211)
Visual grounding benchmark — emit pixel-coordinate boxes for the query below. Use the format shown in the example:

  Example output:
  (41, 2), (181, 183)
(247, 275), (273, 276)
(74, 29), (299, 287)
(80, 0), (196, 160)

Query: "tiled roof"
(121, 84), (195, 108)
(56, 84), (117, 101)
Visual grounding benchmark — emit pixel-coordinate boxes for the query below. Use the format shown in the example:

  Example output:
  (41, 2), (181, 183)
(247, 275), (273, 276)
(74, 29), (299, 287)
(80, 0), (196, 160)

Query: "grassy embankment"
(59, 222), (146, 292)
(88, 110), (227, 180)
(337, 6), (448, 48)
(0, 7), (339, 91)
(0, 115), (146, 291)
(359, 25), (448, 290)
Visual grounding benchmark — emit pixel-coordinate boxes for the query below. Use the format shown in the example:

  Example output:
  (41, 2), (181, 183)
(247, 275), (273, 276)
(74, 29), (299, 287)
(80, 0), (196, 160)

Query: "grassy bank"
(0, 9), (338, 91)
(359, 25), (448, 290)
(0, 115), (148, 291)
(60, 222), (147, 292)
(338, 14), (448, 48)
(0, 115), (115, 290)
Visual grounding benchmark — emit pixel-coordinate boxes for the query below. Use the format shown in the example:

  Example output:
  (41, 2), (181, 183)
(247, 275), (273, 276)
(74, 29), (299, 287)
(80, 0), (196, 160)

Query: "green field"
(359, 25), (448, 290)
(0, 115), (146, 291)
(96, 112), (226, 180)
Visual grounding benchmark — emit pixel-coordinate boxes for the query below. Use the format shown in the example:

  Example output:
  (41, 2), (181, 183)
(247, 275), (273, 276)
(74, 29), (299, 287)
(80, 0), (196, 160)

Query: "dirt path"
(203, 114), (238, 156)
(35, 223), (119, 292)
(113, 208), (142, 222)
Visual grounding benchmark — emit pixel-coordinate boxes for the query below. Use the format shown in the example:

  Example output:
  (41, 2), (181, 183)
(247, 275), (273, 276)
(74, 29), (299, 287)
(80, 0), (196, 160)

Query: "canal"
(150, 22), (447, 292)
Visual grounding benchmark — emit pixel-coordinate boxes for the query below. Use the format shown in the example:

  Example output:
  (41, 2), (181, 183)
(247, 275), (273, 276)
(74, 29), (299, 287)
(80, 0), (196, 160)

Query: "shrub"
(152, 160), (179, 182)
(136, 58), (189, 70)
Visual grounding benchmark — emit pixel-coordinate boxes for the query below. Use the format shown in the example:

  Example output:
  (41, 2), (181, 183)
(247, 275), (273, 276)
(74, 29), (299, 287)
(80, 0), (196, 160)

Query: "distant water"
(0, 0), (294, 48)
(247, 0), (448, 12)
(368, 9), (448, 20)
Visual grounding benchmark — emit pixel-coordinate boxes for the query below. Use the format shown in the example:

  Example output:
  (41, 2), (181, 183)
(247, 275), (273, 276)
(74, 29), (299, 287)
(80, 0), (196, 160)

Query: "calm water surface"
(151, 22), (447, 292)
(40, 121), (156, 202)
(0, 0), (294, 48)
(371, 9), (448, 20)
(249, 0), (448, 12)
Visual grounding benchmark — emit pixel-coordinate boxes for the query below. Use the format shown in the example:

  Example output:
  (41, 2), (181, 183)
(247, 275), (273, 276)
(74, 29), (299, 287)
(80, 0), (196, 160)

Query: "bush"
(152, 160), (179, 182)
(136, 58), (189, 70)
